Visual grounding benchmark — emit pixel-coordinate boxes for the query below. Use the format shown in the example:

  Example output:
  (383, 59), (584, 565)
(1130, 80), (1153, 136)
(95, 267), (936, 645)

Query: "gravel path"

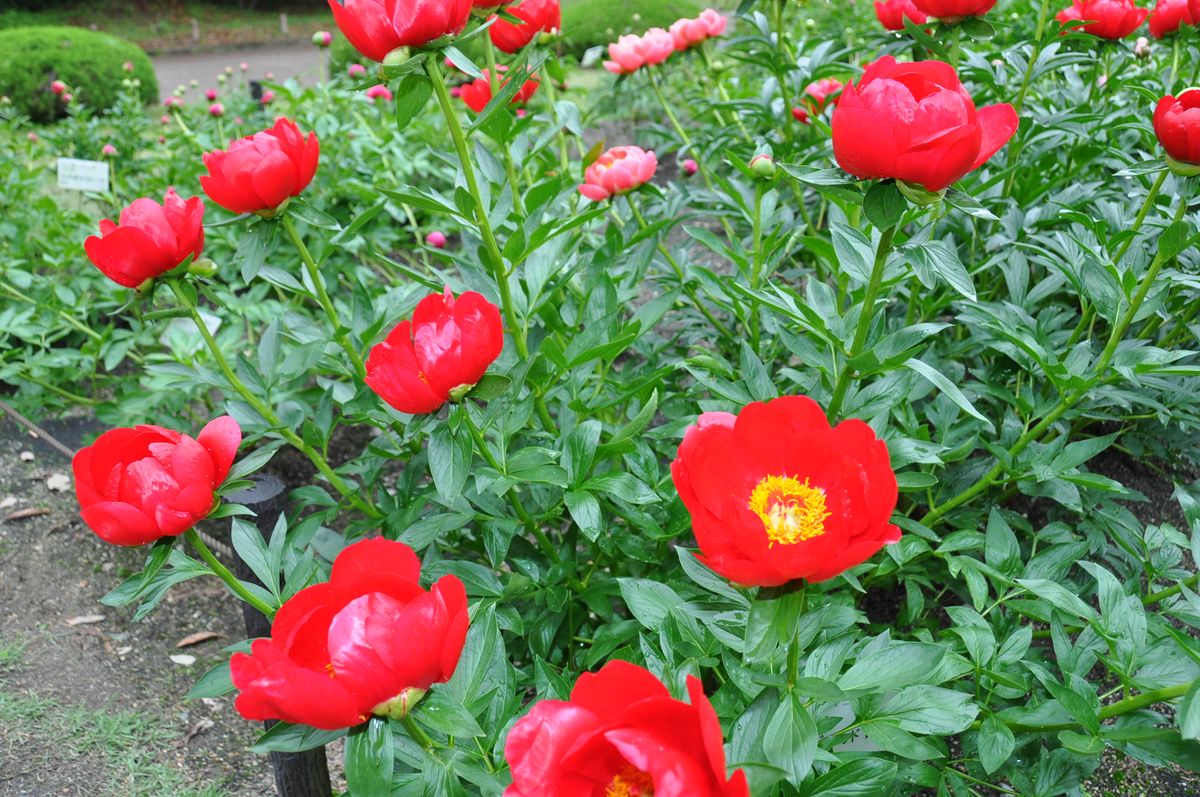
(153, 43), (322, 101)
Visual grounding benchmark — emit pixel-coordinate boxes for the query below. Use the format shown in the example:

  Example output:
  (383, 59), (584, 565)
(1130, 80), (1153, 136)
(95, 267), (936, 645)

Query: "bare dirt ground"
(0, 414), (282, 797)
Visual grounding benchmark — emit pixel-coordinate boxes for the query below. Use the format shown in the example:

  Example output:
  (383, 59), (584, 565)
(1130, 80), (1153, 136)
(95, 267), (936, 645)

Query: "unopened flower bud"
(426, 230), (447, 248)
(750, 154), (776, 179)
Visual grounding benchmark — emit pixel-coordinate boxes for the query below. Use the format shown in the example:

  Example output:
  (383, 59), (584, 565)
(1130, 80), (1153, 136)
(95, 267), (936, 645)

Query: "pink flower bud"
(348, 63), (368, 77)
(27, 132), (39, 143)
(366, 84), (394, 102)
(123, 61), (134, 72)
(50, 79), (67, 95)
(312, 30), (333, 47)
(101, 144), (117, 157)
(205, 88), (218, 101)
(426, 231), (447, 248)
(209, 102), (225, 117)
(240, 62), (249, 71)
(683, 158), (699, 176)
(261, 90), (276, 105)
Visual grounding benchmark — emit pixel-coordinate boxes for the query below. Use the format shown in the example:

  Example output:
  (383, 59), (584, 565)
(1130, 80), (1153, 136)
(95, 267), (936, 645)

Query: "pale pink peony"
(604, 34), (646, 74)
(579, 146), (658, 201)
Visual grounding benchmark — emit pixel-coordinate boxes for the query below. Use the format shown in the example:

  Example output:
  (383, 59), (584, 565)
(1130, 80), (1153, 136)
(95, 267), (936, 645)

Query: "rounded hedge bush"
(561, 0), (705, 55)
(0, 26), (158, 123)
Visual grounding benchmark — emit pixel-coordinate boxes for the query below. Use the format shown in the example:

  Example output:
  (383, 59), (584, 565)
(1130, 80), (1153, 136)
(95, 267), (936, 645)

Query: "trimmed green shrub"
(560, 0), (705, 55)
(0, 26), (157, 123)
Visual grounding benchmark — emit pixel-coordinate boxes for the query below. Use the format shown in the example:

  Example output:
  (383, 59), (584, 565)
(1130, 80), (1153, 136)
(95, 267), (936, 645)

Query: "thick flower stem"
(922, 194), (1188, 528)
(401, 715), (437, 751)
(280, 214), (366, 380)
(826, 224), (899, 420)
(425, 58), (523, 354)
(974, 680), (1196, 735)
(627, 197), (731, 337)
(426, 57), (556, 433)
(1067, 167), (1168, 346)
(749, 184), (766, 351)
(167, 281), (381, 520)
(1001, 0), (1057, 199)
(186, 529), (276, 617)
(483, 39), (527, 216)
(1145, 573), (1200, 605)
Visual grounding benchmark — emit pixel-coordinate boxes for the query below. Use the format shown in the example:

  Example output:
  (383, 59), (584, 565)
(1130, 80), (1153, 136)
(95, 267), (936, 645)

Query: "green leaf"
(429, 422), (472, 503)
(977, 715), (1015, 774)
(863, 181), (906, 229)
(904, 358), (994, 431)
(346, 718), (394, 797)
(232, 518), (279, 599)
(810, 758), (898, 796)
(1159, 220), (1193, 260)
(905, 238), (976, 300)
(413, 689), (484, 738)
(186, 659), (234, 699)
(1016, 579), (1099, 621)
(564, 489), (602, 542)
(250, 722), (346, 753)
(393, 73), (433, 130)
(763, 693), (817, 785)
(876, 685), (979, 734)
(618, 578), (683, 629)
(838, 641), (946, 692)
(1180, 681), (1200, 741)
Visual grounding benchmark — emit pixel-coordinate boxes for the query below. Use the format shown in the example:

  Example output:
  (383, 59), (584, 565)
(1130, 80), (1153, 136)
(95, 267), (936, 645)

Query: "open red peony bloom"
(1057, 0), (1149, 37)
(671, 396), (900, 586)
(457, 67), (540, 113)
(876, 0), (930, 29)
(73, 416), (241, 547)
(1154, 89), (1200, 170)
(1148, 0), (1194, 35)
(1192, 0), (1200, 22)
(200, 118), (319, 215)
(912, 0), (996, 17)
(328, 0), (473, 62)
(578, 146), (658, 201)
(504, 661), (749, 797)
(84, 189), (204, 289)
(231, 538), (469, 731)
(832, 56), (1018, 192)
(365, 288), (504, 415)
(490, 0), (560, 53)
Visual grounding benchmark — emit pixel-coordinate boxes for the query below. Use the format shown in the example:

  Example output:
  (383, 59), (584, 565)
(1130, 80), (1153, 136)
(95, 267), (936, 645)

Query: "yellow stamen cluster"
(748, 475), (830, 545)
(606, 767), (655, 796)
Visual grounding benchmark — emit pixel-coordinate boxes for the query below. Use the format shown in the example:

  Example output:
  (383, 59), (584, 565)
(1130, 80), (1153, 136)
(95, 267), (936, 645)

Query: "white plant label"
(57, 158), (110, 192)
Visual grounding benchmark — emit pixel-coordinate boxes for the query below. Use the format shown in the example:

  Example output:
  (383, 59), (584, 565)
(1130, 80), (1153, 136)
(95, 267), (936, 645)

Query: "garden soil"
(0, 413), (283, 797)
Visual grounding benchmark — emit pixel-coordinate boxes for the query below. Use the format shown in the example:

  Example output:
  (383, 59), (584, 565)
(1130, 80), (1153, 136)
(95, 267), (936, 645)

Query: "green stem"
(1001, 0), (1058, 199)
(186, 529), (276, 617)
(827, 225), (898, 420)
(627, 197), (731, 337)
(1112, 168), (1169, 264)
(540, 60), (573, 175)
(425, 58), (523, 355)
(401, 715), (437, 750)
(982, 681), (1195, 734)
(698, 46), (752, 144)
(749, 185), (765, 351)
(168, 281), (381, 519)
(1145, 573), (1200, 605)
(280, 214), (366, 380)
(425, 56), (556, 434)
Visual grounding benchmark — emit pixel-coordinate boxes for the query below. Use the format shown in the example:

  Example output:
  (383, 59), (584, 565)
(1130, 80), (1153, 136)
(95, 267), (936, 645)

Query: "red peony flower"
(578, 145), (658, 201)
(912, 0), (997, 17)
(231, 538), (469, 730)
(1148, 0), (1193, 35)
(328, 0), (473, 62)
(490, 0), (560, 53)
(1154, 89), (1200, 171)
(1191, 0), (1200, 21)
(200, 118), (319, 215)
(365, 288), (504, 414)
(832, 56), (1018, 192)
(504, 660), (749, 797)
(84, 189), (205, 288)
(671, 396), (900, 586)
(457, 67), (540, 113)
(1056, 0), (1149, 37)
(73, 416), (241, 546)
(875, 0), (930, 29)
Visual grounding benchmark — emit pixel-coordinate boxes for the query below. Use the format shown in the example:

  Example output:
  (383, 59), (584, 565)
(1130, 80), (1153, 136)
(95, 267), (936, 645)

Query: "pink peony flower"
(579, 146), (658, 201)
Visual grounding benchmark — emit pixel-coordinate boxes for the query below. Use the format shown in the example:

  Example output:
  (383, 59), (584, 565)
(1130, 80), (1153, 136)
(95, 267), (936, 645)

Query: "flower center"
(748, 475), (830, 546)
(606, 768), (654, 797)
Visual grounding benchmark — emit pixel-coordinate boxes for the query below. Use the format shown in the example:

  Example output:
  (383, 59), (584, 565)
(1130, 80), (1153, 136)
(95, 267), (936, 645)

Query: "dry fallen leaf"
(115, 646), (133, 657)
(176, 630), (223, 648)
(0, 497), (16, 510)
(182, 718), (215, 745)
(3, 508), (50, 522)
(18, 451), (34, 462)
(65, 614), (105, 626)
(169, 654), (197, 666)
(45, 473), (71, 492)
